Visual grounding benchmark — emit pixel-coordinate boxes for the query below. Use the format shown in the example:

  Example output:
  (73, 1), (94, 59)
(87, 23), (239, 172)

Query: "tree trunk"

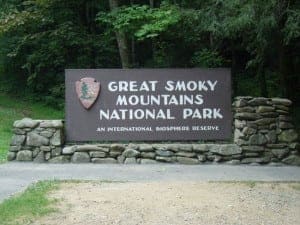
(231, 45), (237, 97)
(109, 0), (131, 68)
(257, 63), (268, 97)
(149, 0), (154, 8)
(130, 0), (136, 67)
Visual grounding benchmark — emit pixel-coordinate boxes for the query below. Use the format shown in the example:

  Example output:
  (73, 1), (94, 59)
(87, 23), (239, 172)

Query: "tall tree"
(108, 0), (131, 68)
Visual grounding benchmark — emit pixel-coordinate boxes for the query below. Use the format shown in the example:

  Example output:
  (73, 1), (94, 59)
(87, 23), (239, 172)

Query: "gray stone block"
(50, 130), (62, 146)
(249, 134), (267, 145)
(266, 144), (287, 148)
(234, 113), (261, 121)
(124, 157), (137, 164)
(71, 152), (90, 163)
(13, 128), (26, 135)
(271, 149), (290, 159)
(235, 107), (255, 113)
(32, 148), (40, 158)
(40, 131), (53, 138)
(255, 118), (276, 126)
(51, 147), (62, 157)
(279, 115), (292, 122)
(271, 98), (292, 106)
(9, 145), (22, 152)
(256, 106), (274, 113)
(10, 135), (26, 146)
(39, 120), (63, 128)
(49, 156), (70, 163)
(109, 150), (122, 157)
(242, 146), (264, 152)
(282, 155), (300, 166)
(156, 156), (174, 163)
(248, 97), (268, 106)
(76, 145), (109, 152)
(242, 127), (256, 136)
(266, 130), (277, 144)
(141, 152), (156, 159)
(122, 148), (140, 157)
(234, 119), (247, 129)
(235, 99), (247, 107)
(156, 149), (174, 157)
(197, 154), (206, 162)
(192, 144), (209, 152)
(7, 152), (16, 161)
(139, 144), (153, 152)
(110, 144), (125, 151)
(26, 132), (49, 146)
(90, 151), (106, 158)
(178, 144), (193, 152)
(177, 157), (199, 164)
(34, 151), (45, 163)
(209, 144), (242, 156)
(241, 157), (268, 164)
(175, 151), (196, 158)
(279, 122), (293, 129)
(92, 158), (117, 164)
(16, 150), (32, 161)
(62, 146), (77, 154)
(117, 155), (125, 163)
(278, 130), (298, 143)
(13, 118), (39, 128)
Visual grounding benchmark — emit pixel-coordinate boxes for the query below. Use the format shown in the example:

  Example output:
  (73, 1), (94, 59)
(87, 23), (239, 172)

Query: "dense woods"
(0, 0), (299, 108)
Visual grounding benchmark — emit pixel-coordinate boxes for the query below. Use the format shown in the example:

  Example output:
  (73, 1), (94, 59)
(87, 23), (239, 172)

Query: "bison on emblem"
(75, 77), (100, 109)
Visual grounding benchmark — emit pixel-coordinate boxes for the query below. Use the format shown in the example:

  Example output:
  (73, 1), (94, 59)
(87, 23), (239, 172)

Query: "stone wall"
(8, 118), (64, 162)
(234, 97), (299, 165)
(7, 97), (299, 165)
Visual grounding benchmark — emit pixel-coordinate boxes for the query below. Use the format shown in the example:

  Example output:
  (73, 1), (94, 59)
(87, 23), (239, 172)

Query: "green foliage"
(191, 49), (225, 68)
(0, 0), (118, 107)
(0, 0), (299, 105)
(97, 3), (181, 40)
(283, 8), (300, 44)
(0, 180), (59, 225)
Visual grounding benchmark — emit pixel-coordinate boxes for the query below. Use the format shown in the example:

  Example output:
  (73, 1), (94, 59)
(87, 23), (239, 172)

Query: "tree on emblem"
(80, 82), (91, 99)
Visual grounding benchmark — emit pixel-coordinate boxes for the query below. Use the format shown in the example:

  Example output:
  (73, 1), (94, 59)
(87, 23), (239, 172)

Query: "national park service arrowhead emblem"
(76, 77), (100, 110)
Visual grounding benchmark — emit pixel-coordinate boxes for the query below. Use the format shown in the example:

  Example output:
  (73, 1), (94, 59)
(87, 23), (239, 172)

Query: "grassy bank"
(0, 94), (63, 162)
(0, 181), (59, 225)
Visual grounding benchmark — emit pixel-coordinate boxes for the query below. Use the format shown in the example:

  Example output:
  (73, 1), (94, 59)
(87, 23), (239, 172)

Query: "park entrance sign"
(65, 69), (231, 141)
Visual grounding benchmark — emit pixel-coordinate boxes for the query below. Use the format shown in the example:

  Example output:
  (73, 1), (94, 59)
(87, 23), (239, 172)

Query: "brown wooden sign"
(65, 69), (231, 141)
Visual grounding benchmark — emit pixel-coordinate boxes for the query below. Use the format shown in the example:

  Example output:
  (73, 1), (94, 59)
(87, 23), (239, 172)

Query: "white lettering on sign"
(100, 109), (175, 120)
(102, 80), (224, 121)
(165, 80), (218, 91)
(108, 81), (158, 92)
(182, 108), (223, 119)
(116, 94), (203, 106)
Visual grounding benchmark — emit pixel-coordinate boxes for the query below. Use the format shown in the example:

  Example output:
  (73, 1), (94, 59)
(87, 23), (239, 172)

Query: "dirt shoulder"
(32, 181), (300, 225)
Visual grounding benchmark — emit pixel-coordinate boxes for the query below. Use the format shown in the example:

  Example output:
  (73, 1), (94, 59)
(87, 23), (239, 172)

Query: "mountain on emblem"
(75, 77), (100, 109)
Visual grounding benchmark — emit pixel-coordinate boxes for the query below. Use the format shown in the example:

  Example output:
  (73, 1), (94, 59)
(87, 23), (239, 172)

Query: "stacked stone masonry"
(234, 97), (299, 165)
(8, 118), (64, 163)
(7, 97), (299, 165)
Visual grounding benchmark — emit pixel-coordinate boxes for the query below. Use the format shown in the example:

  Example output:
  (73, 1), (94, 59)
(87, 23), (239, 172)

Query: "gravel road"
(31, 181), (300, 225)
(1, 163), (300, 203)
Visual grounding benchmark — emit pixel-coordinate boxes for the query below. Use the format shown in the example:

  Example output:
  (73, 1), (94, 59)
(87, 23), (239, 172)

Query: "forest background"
(0, 0), (299, 110)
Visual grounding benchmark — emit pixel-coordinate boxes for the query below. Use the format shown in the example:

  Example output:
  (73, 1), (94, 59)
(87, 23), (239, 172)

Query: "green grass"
(0, 181), (59, 225)
(0, 180), (121, 225)
(0, 93), (63, 162)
